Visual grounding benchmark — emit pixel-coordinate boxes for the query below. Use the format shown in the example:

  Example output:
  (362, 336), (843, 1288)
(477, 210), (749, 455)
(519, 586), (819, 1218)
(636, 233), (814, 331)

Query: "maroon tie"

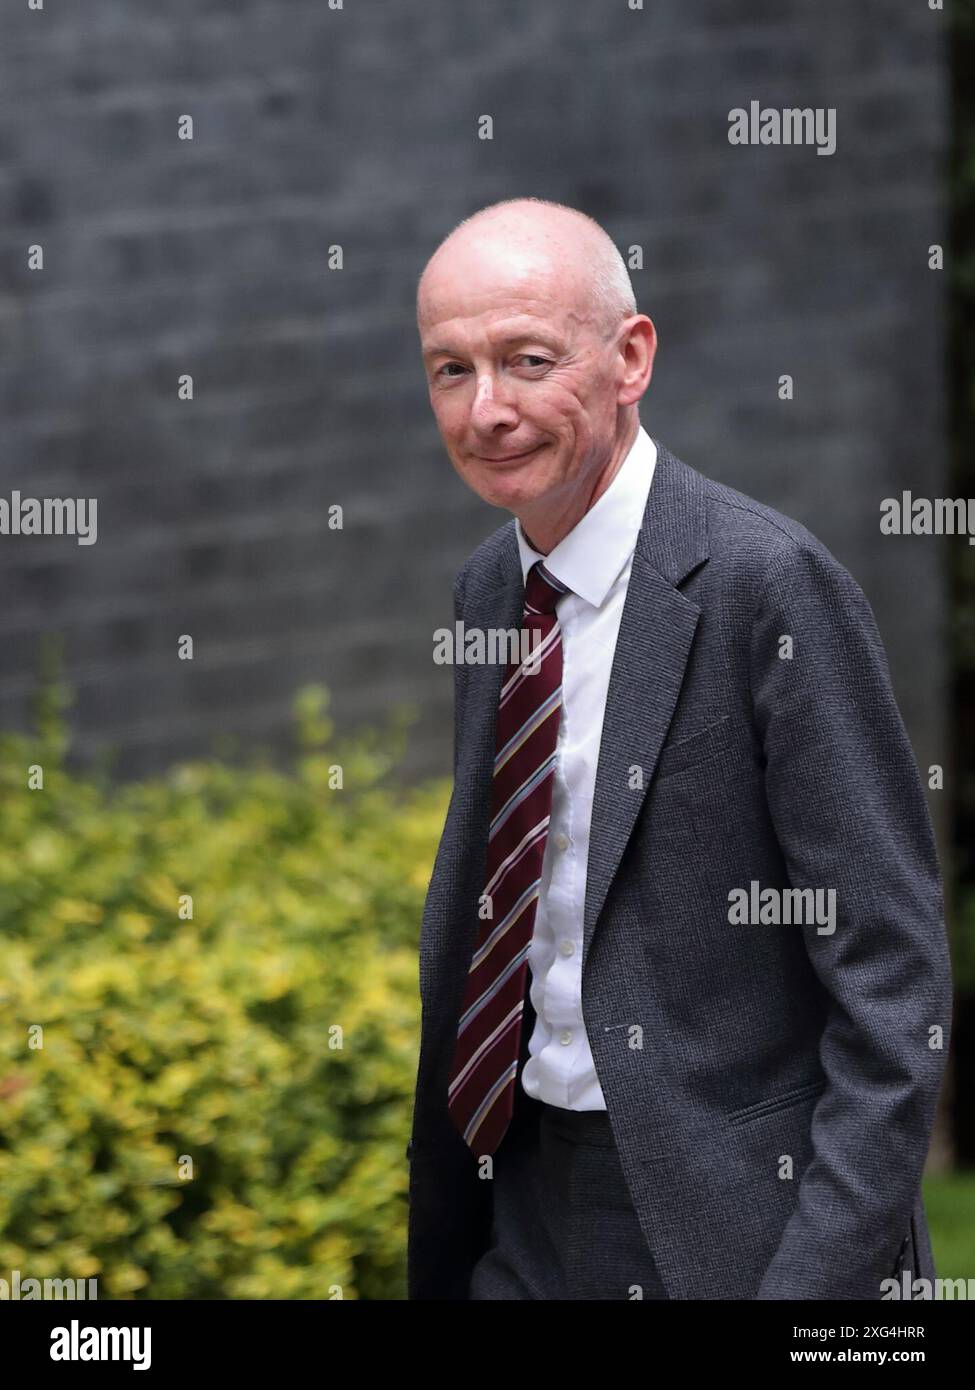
(447, 559), (569, 1156)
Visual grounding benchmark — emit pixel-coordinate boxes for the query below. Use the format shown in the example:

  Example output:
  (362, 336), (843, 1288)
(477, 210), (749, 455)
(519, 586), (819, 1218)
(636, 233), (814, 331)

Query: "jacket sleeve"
(747, 539), (952, 1299)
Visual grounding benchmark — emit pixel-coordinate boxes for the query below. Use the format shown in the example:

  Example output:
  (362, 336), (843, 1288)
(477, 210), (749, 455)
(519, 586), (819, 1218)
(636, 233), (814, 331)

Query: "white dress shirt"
(515, 424), (658, 1111)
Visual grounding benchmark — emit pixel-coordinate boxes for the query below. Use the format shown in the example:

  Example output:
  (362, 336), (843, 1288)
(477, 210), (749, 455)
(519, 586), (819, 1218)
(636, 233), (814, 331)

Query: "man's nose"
(470, 372), (517, 430)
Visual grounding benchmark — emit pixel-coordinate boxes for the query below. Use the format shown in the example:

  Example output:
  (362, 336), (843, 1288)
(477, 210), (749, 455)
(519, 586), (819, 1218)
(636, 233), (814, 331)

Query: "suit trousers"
(468, 1092), (669, 1300)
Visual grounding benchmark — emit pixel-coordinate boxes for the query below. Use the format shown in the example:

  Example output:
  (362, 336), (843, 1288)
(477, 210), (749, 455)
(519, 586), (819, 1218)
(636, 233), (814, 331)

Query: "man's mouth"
(474, 445), (544, 464)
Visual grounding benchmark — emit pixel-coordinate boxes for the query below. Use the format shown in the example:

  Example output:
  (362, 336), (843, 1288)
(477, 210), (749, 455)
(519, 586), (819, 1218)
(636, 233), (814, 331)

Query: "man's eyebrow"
(498, 332), (563, 349)
(422, 332), (563, 361)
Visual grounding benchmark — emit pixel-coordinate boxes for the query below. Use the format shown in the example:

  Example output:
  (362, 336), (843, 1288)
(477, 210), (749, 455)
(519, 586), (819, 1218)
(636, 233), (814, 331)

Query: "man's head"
(417, 198), (657, 551)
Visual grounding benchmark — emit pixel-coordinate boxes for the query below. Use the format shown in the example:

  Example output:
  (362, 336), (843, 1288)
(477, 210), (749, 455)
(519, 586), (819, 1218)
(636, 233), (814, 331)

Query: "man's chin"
(472, 477), (550, 513)
(460, 453), (557, 511)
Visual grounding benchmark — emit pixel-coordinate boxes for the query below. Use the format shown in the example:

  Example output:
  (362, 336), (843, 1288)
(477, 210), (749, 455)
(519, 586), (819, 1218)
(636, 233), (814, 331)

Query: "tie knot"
(524, 560), (569, 615)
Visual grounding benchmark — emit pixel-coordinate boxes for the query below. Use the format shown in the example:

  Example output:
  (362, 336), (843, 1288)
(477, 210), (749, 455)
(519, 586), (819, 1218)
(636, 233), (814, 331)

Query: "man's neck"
(520, 415), (639, 555)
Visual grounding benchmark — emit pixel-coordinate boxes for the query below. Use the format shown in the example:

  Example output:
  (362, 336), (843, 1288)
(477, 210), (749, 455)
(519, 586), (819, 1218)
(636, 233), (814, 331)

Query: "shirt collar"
(515, 425), (658, 608)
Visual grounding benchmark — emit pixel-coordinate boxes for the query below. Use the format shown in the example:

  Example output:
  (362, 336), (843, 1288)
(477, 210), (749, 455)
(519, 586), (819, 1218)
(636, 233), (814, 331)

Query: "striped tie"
(447, 558), (570, 1156)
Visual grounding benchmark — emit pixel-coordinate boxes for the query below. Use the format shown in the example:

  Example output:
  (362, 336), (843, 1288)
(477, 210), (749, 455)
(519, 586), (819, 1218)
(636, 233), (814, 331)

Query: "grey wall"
(0, 1), (947, 825)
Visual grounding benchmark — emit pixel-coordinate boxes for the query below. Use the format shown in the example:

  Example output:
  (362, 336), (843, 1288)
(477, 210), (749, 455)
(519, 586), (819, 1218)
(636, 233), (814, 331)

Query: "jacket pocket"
(727, 1076), (827, 1127)
(655, 715), (733, 780)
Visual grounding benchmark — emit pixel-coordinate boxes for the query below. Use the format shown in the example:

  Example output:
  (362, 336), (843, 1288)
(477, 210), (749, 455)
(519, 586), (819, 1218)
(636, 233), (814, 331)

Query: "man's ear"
(618, 316), (656, 406)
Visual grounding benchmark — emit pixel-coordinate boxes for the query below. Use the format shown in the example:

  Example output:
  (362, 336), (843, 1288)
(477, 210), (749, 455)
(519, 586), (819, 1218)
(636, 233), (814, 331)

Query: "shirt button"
(559, 1029), (572, 1046)
(559, 939), (574, 957)
(553, 832), (570, 851)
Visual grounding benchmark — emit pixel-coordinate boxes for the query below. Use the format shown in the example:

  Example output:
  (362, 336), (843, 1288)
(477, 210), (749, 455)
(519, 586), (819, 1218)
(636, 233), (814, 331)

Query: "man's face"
(419, 243), (625, 518)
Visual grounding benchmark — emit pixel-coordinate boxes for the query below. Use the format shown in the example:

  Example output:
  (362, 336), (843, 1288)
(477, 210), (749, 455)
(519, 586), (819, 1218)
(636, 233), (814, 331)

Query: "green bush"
(0, 674), (445, 1299)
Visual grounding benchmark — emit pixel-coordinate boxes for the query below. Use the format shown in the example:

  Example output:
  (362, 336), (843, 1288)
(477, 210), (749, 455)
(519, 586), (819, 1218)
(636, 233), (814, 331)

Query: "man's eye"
(437, 363), (467, 377)
(518, 355), (550, 368)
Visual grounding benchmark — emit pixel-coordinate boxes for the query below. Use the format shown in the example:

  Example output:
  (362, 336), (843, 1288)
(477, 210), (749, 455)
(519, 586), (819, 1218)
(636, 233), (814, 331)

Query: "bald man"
(406, 198), (951, 1301)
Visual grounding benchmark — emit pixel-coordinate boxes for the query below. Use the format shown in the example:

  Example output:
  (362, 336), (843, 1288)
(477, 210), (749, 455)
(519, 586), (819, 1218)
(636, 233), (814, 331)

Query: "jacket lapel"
(582, 443), (709, 972)
(456, 542), (523, 796)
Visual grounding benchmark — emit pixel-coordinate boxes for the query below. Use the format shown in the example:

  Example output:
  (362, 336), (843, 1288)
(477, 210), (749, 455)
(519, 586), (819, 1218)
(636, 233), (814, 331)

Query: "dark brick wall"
(0, 1), (948, 822)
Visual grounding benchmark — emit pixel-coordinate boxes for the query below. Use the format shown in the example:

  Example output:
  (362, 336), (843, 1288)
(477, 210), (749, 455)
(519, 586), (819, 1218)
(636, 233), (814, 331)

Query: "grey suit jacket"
(406, 440), (953, 1300)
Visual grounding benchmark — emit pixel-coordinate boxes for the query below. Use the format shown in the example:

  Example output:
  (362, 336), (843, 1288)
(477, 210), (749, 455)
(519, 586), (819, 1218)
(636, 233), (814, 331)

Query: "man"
(407, 197), (953, 1300)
